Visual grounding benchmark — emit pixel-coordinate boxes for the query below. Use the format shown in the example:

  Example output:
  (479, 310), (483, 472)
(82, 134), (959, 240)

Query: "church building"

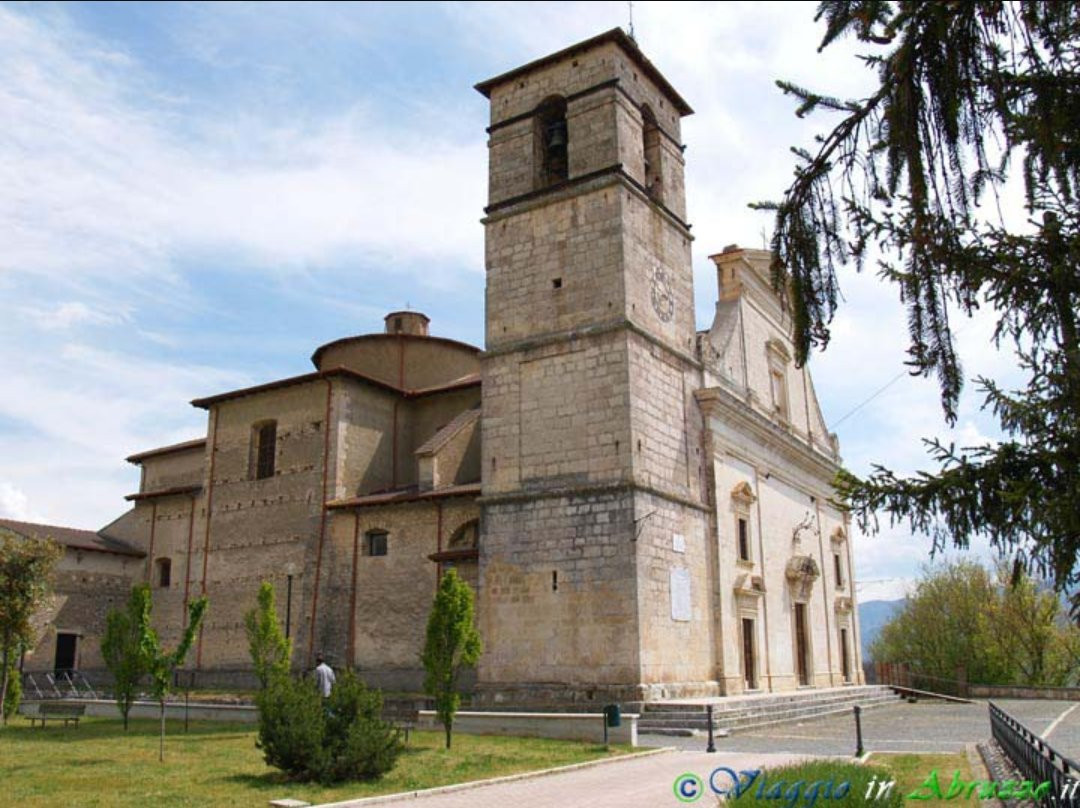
(16, 29), (862, 705)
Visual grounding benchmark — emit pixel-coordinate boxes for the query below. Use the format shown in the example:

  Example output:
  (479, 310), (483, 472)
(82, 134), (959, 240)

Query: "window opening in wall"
(642, 104), (663, 201)
(535, 96), (568, 188)
(737, 517), (751, 562)
(834, 553), (844, 588)
(552, 570), (558, 591)
(366, 530), (388, 557)
(156, 557), (172, 588)
(253, 421), (277, 480)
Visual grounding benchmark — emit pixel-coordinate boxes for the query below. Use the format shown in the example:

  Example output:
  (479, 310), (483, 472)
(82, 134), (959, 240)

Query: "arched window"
(366, 529), (388, 557)
(155, 557), (172, 588)
(641, 104), (663, 201)
(448, 519), (478, 550)
(534, 96), (568, 189)
(251, 420), (277, 480)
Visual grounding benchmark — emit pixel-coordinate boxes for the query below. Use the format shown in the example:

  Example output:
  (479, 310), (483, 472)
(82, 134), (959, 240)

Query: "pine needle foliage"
(755, 2), (1080, 615)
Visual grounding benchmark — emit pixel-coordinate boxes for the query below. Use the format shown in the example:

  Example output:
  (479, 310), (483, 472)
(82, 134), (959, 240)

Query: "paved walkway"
(319, 750), (810, 808)
(645, 698), (1080, 760)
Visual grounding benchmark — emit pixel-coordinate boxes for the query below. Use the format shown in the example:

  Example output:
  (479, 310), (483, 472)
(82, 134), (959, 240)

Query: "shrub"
(255, 670), (403, 783)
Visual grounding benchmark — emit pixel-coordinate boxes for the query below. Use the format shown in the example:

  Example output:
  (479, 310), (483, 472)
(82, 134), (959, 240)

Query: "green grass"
(870, 752), (978, 807)
(0, 717), (635, 806)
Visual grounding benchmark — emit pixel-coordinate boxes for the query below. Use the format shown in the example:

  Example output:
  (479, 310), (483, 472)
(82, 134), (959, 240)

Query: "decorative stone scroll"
(834, 596), (853, 614)
(733, 572), (766, 597)
(785, 554), (820, 602)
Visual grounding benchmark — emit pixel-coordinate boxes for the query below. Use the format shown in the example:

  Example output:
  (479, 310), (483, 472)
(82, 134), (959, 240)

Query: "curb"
(306, 746), (676, 808)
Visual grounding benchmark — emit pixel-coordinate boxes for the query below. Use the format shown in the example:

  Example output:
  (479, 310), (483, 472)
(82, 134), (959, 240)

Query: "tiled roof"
(0, 518), (144, 558)
(415, 407), (481, 456)
(326, 483), (482, 510)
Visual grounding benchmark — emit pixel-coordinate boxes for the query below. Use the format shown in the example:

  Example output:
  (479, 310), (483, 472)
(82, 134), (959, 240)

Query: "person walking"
(314, 654), (336, 698)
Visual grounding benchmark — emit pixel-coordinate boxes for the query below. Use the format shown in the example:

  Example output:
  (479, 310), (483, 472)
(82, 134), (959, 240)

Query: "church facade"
(20, 29), (862, 705)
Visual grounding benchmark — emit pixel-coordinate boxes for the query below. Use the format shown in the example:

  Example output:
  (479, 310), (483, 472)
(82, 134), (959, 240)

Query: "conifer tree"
(244, 581), (292, 689)
(421, 569), (481, 750)
(757, 2), (1080, 615)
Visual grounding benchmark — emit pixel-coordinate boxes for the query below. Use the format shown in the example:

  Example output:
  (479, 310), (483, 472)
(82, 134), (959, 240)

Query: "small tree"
(244, 581), (291, 689)
(0, 529), (62, 724)
(101, 587), (150, 730)
(421, 569), (481, 750)
(136, 587), (208, 760)
(1, 650), (21, 722)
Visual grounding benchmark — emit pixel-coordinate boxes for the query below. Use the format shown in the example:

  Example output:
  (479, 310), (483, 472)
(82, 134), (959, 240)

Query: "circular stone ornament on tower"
(651, 265), (675, 322)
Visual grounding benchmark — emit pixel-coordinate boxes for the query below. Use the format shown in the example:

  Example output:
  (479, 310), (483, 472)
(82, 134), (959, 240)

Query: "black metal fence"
(989, 701), (1080, 807)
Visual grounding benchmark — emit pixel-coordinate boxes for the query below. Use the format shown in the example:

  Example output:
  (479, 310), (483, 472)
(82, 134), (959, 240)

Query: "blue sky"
(0, 1), (1022, 599)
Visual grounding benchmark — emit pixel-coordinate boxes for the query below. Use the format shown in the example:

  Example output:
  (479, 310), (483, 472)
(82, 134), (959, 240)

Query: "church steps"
(638, 686), (901, 733)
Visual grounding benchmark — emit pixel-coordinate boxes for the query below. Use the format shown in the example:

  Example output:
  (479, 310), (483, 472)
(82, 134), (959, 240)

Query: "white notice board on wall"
(670, 567), (691, 622)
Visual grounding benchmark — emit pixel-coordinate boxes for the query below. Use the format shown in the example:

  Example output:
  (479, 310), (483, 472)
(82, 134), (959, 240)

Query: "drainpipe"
(348, 512), (360, 669)
(196, 408), (220, 668)
(306, 378), (334, 667)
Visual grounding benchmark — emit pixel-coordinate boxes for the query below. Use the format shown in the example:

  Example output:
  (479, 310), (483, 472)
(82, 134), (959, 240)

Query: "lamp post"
(284, 563), (297, 639)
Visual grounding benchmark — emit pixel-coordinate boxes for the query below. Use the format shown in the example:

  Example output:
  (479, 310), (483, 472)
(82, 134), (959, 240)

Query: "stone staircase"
(639, 685), (901, 736)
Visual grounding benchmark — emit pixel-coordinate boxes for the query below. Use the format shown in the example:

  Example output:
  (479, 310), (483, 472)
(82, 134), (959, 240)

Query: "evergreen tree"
(244, 581), (292, 689)
(757, 2), (1080, 616)
(421, 569), (481, 750)
(101, 587), (151, 730)
(0, 529), (62, 724)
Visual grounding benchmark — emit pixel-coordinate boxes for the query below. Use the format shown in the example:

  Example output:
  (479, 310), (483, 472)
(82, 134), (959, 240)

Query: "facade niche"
(534, 96), (569, 189)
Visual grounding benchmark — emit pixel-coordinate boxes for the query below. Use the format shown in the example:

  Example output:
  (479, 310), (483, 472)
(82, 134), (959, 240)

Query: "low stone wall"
(969, 684), (1080, 701)
(19, 699), (257, 723)
(417, 710), (638, 746)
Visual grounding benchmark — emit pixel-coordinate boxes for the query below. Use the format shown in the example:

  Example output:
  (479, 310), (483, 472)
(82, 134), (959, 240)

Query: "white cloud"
(0, 481), (36, 522)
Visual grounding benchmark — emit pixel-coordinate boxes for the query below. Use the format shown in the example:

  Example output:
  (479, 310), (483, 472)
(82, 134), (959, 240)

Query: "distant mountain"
(858, 599), (904, 660)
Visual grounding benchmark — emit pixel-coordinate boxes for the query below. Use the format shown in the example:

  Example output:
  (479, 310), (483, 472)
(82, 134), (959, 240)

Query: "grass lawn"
(870, 752), (979, 806)
(0, 717), (635, 806)
(728, 752), (977, 808)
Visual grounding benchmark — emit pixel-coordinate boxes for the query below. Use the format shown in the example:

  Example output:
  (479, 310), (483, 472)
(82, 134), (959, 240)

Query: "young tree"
(757, 3), (1080, 616)
(135, 587), (208, 760)
(101, 587), (152, 730)
(244, 580), (292, 689)
(421, 569), (481, 750)
(0, 529), (62, 723)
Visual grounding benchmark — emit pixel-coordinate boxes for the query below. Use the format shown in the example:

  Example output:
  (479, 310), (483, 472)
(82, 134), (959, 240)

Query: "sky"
(0, 1), (1024, 601)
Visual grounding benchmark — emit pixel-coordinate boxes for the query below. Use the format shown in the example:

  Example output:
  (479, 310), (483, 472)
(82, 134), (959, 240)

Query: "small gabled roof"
(415, 407), (481, 457)
(0, 518), (144, 558)
(126, 438), (206, 464)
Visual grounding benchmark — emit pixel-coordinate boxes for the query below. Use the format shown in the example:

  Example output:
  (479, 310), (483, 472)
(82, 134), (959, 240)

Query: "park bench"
(381, 701), (420, 743)
(25, 702), (86, 728)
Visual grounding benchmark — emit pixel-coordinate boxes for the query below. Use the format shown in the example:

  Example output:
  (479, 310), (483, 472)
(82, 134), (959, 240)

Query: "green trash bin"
(603, 704), (621, 728)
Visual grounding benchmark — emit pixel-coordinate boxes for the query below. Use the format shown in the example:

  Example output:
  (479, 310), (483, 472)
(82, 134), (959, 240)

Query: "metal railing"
(989, 701), (1080, 806)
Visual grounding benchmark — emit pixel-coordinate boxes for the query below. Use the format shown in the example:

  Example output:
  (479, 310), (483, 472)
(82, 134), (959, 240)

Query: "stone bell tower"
(476, 29), (715, 705)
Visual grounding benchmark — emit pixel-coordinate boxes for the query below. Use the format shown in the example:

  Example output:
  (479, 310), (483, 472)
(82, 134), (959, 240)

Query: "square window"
(367, 531), (388, 557)
(552, 277), (562, 289)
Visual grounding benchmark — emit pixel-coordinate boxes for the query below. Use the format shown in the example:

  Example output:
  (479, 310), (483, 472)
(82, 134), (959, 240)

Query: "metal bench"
(25, 702), (86, 728)
(381, 702), (419, 743)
